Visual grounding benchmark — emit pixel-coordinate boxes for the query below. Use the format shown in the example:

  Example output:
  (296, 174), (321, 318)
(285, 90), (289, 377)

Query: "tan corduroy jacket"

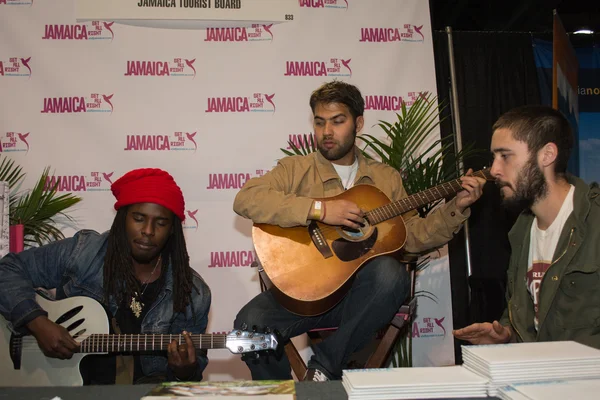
(233, 149), (469, 254)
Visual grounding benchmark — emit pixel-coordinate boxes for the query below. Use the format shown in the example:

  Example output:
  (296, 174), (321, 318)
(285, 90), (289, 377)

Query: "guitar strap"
(111, 317), (134, 385)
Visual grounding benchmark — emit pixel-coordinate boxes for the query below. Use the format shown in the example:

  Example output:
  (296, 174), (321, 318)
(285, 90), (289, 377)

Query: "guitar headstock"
(225, 329), (279, 354)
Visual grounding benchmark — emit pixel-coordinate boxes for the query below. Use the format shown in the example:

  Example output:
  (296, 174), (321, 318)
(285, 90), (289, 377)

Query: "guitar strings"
(11, 333), (271, 351)
(14, 334), (229, 344)
(14, 334), (232, 351)
(311, 171), (488, 236)
(13, 334), (228, 341)
(313, 198), (414, 236)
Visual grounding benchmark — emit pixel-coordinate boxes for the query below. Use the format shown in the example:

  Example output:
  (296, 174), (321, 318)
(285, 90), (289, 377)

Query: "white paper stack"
(462, 341), (600, 396)
(342, 366), (488, 400)
(498, 379), (600, 400)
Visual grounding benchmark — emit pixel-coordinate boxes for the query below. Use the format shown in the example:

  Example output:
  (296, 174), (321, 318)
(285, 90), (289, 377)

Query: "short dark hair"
(493, 105), (573, 174)
(309, 80), (364, 119)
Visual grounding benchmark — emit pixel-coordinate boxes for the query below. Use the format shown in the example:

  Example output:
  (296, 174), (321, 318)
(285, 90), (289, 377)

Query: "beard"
(317, 127), (356, 162)
(497, 155), (548, 212)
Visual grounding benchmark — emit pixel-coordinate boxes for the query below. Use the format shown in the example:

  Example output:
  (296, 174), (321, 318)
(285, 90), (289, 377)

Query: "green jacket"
(499, 175), (600, 349)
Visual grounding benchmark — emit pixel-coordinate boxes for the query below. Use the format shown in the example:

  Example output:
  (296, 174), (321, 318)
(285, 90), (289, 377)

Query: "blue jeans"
(234, 256), (410, 379)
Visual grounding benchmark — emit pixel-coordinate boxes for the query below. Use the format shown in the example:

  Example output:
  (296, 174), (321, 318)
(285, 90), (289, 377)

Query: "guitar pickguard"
(331, 227), (378, 261)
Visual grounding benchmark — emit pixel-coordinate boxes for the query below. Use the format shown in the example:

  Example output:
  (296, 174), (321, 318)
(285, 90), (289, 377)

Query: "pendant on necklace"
(130, 292), (143, 318)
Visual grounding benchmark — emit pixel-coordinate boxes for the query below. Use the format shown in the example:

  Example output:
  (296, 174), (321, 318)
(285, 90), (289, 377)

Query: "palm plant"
(358, 93), (481, 217)
(359, 93), (483, 367)
(280, 133), (316, 157)
(0, 156), (82, 248)
(0, 156), (25, 208)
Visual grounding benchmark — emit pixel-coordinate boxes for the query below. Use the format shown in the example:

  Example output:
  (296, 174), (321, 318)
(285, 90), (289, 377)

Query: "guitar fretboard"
(77, 333), (227, 353)
(366, 169), (491, 225)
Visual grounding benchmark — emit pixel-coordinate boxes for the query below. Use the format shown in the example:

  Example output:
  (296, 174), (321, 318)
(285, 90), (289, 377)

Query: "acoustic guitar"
(0, 294), (279, 386)
(252, 169), (492, 316)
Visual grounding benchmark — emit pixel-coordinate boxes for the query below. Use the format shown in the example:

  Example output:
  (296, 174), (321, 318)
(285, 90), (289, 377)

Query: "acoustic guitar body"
(252, 185), (407, 316)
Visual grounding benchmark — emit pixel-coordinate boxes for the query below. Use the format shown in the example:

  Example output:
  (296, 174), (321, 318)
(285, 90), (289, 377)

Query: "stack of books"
(462, 341), (600, 396)
(342, 366), (488, 399)
(497, 378), (600, 400)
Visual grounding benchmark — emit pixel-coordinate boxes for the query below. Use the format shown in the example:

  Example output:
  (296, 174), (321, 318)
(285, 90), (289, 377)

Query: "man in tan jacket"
(233, 80), (486, 381)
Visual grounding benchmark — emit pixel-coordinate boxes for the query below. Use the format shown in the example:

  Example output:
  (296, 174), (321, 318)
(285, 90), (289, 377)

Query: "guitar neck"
(77, 333), (227, 353)
(367, 169), (490, 225)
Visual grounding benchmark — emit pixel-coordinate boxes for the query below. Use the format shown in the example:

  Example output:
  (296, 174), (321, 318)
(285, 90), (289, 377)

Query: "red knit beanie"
(111, 168), (185, 221)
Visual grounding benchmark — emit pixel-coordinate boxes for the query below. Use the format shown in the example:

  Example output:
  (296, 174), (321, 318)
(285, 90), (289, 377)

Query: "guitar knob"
(262, 343), (267, 348)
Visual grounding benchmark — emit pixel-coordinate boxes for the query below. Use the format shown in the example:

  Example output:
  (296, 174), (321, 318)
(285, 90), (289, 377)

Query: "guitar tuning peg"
(264, 326), (272, 334)
(240, 323), (248, 330)
(252, 325), (258, 333)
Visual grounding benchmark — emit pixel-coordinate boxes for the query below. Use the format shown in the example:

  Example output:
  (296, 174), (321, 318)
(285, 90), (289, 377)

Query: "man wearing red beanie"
(0, 168), (211, 384)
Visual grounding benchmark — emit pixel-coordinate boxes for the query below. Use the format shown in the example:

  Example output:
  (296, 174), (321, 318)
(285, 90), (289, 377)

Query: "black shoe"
(303, 368), (330, 382)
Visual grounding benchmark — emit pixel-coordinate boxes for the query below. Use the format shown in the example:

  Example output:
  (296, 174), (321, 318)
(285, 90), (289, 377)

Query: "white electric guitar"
(0, 295), (279, 387)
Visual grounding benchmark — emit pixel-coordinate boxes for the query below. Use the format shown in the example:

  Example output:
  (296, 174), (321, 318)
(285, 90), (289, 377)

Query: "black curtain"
(432, 31), (541, 362)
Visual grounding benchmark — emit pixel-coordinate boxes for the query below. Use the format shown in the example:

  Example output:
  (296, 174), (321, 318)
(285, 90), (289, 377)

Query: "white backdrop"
(0, 0), (455, 380)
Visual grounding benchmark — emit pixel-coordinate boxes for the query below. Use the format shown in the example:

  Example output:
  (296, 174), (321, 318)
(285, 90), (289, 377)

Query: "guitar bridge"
(308, 221), (333, 259)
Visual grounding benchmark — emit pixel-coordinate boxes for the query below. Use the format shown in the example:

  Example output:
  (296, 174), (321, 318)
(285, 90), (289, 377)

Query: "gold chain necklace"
(130, 255), (161, 318)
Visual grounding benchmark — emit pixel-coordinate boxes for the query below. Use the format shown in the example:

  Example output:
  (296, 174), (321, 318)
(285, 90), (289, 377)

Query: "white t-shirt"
(526, 184), (575, 331)
(332, 158), (359, 190)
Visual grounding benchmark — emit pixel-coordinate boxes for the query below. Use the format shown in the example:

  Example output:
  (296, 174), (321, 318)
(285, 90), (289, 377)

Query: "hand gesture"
(452, 320), (512, 345)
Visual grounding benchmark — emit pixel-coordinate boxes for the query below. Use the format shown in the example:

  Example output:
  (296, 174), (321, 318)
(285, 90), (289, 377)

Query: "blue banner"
(533, 38), (600, 183)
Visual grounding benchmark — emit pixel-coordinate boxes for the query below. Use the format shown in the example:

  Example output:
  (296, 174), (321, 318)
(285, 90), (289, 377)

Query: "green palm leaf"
(280, 133), (316, 156)
(10, 167), (82, 247)
(0, 156), (26, 209)
(359, 93), (484, 200)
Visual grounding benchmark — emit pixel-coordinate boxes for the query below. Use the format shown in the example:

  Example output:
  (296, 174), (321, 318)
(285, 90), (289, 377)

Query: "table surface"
(0, 382), (500, 400)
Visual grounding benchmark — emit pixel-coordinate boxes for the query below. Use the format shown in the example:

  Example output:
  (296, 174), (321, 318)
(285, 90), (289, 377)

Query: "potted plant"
(361, 93), (483, 367)
(0, 156), (82, 248)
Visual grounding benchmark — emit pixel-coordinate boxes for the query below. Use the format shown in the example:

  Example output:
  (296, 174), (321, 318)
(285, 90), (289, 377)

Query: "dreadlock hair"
(103, 206), (194, 313)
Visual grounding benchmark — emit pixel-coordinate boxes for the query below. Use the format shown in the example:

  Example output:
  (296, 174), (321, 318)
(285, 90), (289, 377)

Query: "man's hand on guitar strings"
(168, 330), (197, 380)
(26, 315), (80, 360)
(321, 199), (365, 229)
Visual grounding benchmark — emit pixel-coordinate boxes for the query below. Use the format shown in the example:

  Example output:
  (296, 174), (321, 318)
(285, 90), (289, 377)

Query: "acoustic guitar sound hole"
(336, 220), (372, 242)
(332, 226), (378, 262)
